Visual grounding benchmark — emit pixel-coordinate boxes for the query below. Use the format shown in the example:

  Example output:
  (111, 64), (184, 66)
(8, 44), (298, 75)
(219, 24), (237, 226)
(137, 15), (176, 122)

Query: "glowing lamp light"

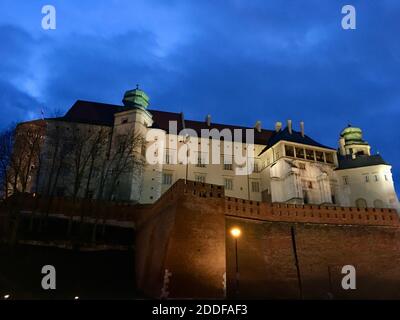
(74, 296), (79, 300)
(4, 294), (10, 299)
(230, 227), (241, 238)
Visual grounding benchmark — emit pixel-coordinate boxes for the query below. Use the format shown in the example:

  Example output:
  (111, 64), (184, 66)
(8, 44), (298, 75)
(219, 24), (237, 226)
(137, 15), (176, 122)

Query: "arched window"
(373, 199), (384, 209)
(355, 198), (367, 208)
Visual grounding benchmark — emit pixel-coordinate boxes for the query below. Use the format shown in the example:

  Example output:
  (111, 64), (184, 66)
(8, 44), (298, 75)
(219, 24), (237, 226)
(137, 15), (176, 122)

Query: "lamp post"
(230, 227), (241, 298)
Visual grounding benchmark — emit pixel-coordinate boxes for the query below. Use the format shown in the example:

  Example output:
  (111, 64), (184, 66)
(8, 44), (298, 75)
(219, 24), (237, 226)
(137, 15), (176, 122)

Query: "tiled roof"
(56, 100), (275, 144)
(51, 100), (330, 148)
(336, 154), (388, 170)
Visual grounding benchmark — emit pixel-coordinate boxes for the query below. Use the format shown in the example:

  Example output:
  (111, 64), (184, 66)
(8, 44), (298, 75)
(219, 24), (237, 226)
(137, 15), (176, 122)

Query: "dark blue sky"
(1, 0), (399, 190)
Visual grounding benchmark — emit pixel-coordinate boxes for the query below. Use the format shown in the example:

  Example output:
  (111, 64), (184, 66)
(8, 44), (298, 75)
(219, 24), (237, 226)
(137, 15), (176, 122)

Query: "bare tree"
(0, 125), (15, 199)
(92, 129), (145, 242)
(8, 121), (45, 194)
(3, 121), (44, 244)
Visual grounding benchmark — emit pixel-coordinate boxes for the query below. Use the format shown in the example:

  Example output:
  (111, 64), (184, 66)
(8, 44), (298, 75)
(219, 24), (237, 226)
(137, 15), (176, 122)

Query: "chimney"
(254, 120), (261, 133)
(300, 121), (305, 137)
(339, 137), (346, 155)
(287, 119), (292, 135)
(205, 114), (211, 126)
(275, 121), (282, 132)
(180, 112), (185, 129)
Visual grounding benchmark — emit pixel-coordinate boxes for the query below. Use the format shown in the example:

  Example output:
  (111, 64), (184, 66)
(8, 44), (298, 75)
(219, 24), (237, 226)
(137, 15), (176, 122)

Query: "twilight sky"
(0, 0), (399, 188)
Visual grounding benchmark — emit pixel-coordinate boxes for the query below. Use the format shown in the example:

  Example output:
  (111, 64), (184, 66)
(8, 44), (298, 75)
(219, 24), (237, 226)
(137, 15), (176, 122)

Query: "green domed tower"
(122, 85), (150, 109)
(339, 125), (370, 156)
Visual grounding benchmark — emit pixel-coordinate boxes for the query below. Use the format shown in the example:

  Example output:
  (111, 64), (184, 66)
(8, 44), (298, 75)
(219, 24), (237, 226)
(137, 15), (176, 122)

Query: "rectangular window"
(325, 153), (334, 164)
(315, 151), (324, 162)
(285, 145), (295, 157)
(299, 163), (306, 170)
(195, 175), (206, 183)
(365, 175), (369, 183)
(305, 149), (315, 161)
(223, 155), (233, 170)
(253, 161), (260, 173)
(385, 175), (388, 181)
(165, 151), (170, 164)
(343, 176), (348, 185)
(196, 153), (207, 167)
(162, 173), (173, 185)
(295, 147), (305, 159)
(251, 181), (260, 192)
(224, 178), (233, 191)
(121, 118), (128, 124)
(224, 163), (233, 170)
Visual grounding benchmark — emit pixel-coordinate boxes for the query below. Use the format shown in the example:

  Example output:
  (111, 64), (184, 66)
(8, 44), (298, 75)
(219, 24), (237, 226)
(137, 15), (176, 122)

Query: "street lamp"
(230, 227), (241, 298)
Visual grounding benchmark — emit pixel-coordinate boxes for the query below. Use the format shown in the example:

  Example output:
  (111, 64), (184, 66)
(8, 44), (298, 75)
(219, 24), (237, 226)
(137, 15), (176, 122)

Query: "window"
(285, 145), (295, 157)
(355, 198), (367, 208)
(251, 181), (260, 192)
(315, 151), (324, 162)
(224, 178), (233, 190)
(195, 175), (206, 183)
(298, 163), (306, 170)
(373, 199), (384, 209)
(325, 153), (334, 164)
(374, 175), (379, 182)
(224, 163), (233, 170)
(365, 175), (369, 183)
(385, 175), (388, 181)
(253, 161), (260, 173)
(295, 147), (305, 159)
(196, 153), (206, 167)
(165, 150), (171, 164)
(308, 181), (313, 189)
(305, 149), (315, 161)
(162, 173), (173, 185)
(223, 155), (233, 170)
(121, 118), (128, 124)
(343, 176), (349, 185)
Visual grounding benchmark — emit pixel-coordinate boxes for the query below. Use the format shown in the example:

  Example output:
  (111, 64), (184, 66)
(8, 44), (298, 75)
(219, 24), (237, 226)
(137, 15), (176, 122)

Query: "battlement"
(171, 179), (400, 227)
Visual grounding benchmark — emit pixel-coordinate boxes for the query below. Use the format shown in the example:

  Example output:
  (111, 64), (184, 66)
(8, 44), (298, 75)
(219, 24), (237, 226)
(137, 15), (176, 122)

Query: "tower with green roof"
(339, 125), (371, 156)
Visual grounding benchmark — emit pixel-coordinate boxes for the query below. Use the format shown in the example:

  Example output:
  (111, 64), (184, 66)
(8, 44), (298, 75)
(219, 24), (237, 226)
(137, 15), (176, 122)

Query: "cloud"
(0, 0), (399, 190)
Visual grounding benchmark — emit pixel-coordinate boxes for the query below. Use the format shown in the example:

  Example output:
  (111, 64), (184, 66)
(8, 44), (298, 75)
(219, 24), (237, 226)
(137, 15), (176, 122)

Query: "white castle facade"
(19, 87), (400, 212)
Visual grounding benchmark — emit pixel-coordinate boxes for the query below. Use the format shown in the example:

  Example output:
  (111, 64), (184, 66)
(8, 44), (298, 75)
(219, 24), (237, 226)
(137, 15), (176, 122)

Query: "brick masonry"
(3, 180), (399, 299)
(135, 180), (400, 299)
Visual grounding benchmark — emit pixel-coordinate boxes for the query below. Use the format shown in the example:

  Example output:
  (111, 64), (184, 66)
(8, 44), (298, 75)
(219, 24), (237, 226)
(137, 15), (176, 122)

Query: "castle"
(9, 86), (400, 299)
(15, 86), (399, 212)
